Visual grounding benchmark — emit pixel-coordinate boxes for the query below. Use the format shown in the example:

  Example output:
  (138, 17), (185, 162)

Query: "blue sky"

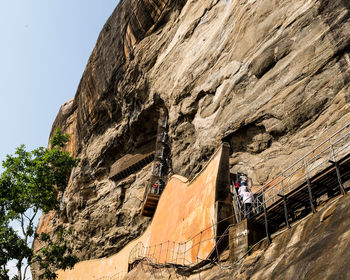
(0, 1), (119, 278)
(0, 0), (118, 165)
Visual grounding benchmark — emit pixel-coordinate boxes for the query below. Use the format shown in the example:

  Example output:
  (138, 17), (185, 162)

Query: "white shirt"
(241, 191), (253, 204)
(238, 185), (248, 195)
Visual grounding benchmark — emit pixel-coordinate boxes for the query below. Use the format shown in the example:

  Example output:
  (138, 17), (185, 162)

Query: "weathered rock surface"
(34, 0), (350, 277)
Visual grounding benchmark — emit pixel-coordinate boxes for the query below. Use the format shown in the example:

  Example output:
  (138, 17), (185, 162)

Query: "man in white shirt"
(239, 183), (253, 218)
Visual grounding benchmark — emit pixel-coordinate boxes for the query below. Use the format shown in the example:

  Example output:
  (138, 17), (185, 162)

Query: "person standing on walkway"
(241, 190), (253, 218)
(238, 176), (253, 218)
(152, 182), (159, 194)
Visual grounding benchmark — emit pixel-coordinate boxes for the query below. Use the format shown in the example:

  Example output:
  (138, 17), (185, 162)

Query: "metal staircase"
(141, 108), (171, 217)
(243, 121), (350, 241)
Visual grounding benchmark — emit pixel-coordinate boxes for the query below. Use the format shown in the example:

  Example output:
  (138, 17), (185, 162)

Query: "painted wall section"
(56, 144), (230, 280)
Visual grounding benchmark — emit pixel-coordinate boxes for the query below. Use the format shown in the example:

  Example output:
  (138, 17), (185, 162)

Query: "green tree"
(34, 228), (79, 280)
(0, 127), (79, 280)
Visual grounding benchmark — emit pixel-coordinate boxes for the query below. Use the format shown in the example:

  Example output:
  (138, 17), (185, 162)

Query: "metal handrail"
(127, 222), (232, 272)
(127, 211), (236, 269)
(253, 122), (350, 194)
(240, 121), (350, 218)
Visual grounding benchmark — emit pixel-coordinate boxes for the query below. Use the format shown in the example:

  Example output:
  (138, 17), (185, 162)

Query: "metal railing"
(240, 121), (350, 219)
(142, 110), (169, 200)
(128, 215), (234, 272)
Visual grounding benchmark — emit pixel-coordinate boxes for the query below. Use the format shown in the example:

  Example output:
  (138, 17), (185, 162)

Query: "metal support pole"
(165, 241), (169, 263)
(330, 144), (346, 195)
(307, 178), (316, 213)
(196, 232), (203, 262)
(158, 243), (162, 263)
(153, 245), (156, 261)
(215, 237), (220, 262)
(329, 160), (346, 195)
(263, 197), (271, 244)
(278, 194), (291, 229)
(283, 196), (290, 228)
(172, 241), (175, 263)
(304, 159), (316, 214)
(183, 242), (186, 265)
(176, 243), (180, 264)
(335, 161), (346, 195)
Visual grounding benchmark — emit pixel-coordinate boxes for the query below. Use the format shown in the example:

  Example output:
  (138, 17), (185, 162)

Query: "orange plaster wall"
(56, 227), (151, 280)
(57, 145), (226, 280)
(146, 145), (222, 263)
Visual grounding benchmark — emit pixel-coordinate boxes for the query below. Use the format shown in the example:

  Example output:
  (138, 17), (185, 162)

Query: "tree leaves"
(35, 228), (79, 280)
(0, 127), (80, 280)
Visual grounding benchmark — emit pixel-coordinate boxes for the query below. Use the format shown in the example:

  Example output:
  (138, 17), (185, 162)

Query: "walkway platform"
(140, 194), (160, 217)
(109, 141), (156, 182)
(110, 151), (155, 181)
(251, 153), (350, 229)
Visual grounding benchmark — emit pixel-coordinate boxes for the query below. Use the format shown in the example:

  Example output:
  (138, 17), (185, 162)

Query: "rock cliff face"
(34, 0), (350, 275)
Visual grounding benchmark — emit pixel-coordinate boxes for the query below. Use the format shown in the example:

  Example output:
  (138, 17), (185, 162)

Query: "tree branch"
(23, 263), (30, 280)
(17, 258), (22, 280)
(20, 213), (26, 239)
(29, 207), (39, 227)
(23, 212), (31, 221)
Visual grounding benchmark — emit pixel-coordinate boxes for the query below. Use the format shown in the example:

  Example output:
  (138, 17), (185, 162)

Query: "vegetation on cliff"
(0, 128), (79, 280)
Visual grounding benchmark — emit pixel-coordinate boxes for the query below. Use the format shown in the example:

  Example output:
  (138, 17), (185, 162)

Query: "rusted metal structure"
(141, 107), (171, 217)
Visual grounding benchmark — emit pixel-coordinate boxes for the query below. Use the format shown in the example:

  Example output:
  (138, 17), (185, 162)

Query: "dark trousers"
(245, 203), (252, 218)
